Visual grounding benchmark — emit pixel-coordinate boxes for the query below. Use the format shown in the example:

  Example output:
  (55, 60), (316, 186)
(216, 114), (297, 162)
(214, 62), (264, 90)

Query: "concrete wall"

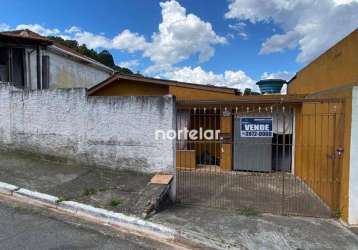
(349, 86), (358, 225)
(25, 47), (112, 90)
(0, 83), (175, 173)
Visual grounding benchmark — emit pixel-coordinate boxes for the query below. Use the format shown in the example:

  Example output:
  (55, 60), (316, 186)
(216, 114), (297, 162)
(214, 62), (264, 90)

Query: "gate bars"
(175, 100), (345, 217)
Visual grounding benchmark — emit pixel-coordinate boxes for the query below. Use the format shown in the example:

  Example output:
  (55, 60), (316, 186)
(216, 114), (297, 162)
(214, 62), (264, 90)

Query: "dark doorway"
(0, 47), (26, 88)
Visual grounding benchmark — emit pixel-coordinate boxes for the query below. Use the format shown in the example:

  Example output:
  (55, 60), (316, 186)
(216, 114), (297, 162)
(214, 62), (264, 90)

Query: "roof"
(87, 73), (240, 95)
(0, 29), (53, 45)
(0, 29), (114, 73)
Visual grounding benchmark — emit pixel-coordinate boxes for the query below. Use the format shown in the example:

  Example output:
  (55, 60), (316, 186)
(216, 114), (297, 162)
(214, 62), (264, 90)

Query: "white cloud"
(163, 66), (258, 91)
(225, 0), (358, 64)
(0, 23), (10, 31)
(65, 26), (81, 33)
(15, 24), (60, 36)
(112, 29), (149, 52)
(143, 0), (226, 72)
(228, 22), (248, 40)
(261, 71), (294, 81)
(118, 59), (139, 69)
(334, 0), (358, 5)
(71, 31), (112, 49)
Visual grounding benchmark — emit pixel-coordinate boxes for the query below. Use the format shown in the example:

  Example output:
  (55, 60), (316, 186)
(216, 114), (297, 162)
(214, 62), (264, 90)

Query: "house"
(287, 28), (358, 225)
(87, 28), (358, 226)
(0, 29), (114, 90)
(87, 73), (241, 99)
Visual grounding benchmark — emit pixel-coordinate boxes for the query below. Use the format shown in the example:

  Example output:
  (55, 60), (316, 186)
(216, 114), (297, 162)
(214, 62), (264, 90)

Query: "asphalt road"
(0, 199), (170, 250)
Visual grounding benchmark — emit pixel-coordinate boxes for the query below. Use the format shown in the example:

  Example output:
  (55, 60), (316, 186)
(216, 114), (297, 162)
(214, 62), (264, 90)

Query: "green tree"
(47, 36), (135, 75)
(97, 50), (115, 67)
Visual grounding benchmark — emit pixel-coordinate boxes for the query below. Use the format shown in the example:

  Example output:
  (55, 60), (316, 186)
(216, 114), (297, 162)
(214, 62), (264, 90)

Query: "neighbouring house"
(0, 29), (114, 90)
(287, 28), (358, 225)
(88, 28), (358, 226)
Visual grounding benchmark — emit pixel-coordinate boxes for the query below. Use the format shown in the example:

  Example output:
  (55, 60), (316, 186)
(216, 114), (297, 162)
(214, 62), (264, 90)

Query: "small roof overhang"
(87, 73), (239, 96)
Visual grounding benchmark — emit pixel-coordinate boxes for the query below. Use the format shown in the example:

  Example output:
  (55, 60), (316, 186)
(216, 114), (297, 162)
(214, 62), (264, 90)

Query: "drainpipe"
(36, 46), (41, 89)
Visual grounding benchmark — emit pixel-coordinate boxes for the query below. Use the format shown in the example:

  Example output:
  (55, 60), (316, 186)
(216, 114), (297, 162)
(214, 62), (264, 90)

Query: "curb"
(13, 188), (59, 208)
(0, 181), (176, 241)
(0, 182), (18, 195)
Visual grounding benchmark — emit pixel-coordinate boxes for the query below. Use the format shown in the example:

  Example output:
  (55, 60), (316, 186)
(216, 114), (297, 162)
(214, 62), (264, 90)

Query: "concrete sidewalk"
(0, 150), (153, 216)
(150, 205), (358, 249)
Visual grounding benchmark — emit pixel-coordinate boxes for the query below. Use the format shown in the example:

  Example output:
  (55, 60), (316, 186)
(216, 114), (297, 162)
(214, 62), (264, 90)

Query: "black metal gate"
(175, 100), (344, 217)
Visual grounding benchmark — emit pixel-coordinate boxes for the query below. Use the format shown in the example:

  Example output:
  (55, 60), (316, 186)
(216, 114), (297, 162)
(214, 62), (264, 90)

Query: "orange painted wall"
(169, 85), (236, 100)
(288, 29), (358, 221)
(90, 79), (169, 96)
(294, 102), (345, 215)
(298, 88), (353, 222)
(288, 29), (358, 95)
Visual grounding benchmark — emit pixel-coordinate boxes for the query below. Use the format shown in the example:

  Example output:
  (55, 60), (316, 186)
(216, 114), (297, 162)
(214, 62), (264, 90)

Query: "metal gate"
(175, 99), (345, 217)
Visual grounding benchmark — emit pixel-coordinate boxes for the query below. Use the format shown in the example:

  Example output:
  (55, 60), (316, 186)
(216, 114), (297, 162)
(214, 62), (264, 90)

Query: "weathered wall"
(288, 29), (358, 95)
(0, 83), (175, 173)
(349, 86), (358, 225)
(26, 47), (112, 90)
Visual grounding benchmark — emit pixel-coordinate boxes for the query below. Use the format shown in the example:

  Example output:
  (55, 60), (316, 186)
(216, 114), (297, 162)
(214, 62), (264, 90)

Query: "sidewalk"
(150, 205), (358, 249)
(1, 150), (358, 249)
(0, 150), (153, 216)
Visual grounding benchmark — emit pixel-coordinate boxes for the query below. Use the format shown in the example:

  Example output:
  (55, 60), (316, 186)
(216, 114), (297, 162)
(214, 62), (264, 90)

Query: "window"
(42, 55), (50, 89)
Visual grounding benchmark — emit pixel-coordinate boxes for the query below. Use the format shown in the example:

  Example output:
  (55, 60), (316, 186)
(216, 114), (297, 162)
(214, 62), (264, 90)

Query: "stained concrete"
(0, 150), (153, 215)
(177, 171), (332, 217)
(151, 205), (358, 250)
(0, 196), (170, 250)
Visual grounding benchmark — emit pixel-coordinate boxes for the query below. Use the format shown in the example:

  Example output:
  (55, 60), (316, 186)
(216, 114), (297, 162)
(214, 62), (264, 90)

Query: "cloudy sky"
(1, 0), (357, 91)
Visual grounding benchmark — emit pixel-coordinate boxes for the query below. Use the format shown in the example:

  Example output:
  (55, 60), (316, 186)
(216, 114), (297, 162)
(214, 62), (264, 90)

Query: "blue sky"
(1, 0), (357, 91)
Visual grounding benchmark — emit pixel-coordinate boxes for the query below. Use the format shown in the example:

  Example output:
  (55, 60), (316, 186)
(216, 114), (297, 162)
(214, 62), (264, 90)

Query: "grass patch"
(56, 197), (67, 203)
(83, 188), (97, 196)
(334, 208), (342, 218)
(98, 187), (109, 192)
(239, 208), (259, 216)
(109, 199), (121, 207)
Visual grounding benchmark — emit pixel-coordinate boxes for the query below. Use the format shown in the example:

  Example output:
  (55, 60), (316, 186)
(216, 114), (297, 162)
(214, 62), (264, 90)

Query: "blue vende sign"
(240, 117), (273, 138)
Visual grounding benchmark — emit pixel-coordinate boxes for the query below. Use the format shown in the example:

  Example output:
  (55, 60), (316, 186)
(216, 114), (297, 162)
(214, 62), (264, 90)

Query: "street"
(0, 198), (170, 250)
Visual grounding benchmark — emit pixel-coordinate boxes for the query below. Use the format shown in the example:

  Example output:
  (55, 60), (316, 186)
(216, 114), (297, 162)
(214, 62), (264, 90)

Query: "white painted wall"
(25, 47), (112, 90)
(0, 84), (175, 173)
(349, 86), (358, 225)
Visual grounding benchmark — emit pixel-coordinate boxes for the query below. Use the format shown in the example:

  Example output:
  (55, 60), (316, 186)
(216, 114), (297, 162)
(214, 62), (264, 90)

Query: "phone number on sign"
(241, 131), (273, 137)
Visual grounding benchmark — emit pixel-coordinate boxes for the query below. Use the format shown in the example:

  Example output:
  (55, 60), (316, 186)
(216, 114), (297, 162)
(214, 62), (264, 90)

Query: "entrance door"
(233, 116), (273, 171)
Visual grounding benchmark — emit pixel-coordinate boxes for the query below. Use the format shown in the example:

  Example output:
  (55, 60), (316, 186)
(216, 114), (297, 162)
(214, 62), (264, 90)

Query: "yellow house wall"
(288, 29), (358, 95)
(169, 85), (236, 100)
(287, 29), (357, 222)
(90, 79), (169, 96)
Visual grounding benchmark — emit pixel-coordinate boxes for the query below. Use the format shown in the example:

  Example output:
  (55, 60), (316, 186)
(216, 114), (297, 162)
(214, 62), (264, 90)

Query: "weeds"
(110, 199), (121, 207)
(239, 208), (259, 216)
(83, 188), (97, 196)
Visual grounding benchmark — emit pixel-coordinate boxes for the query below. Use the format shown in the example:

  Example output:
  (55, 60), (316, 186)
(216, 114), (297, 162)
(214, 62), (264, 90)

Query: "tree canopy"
(47, 36), (135, 75)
